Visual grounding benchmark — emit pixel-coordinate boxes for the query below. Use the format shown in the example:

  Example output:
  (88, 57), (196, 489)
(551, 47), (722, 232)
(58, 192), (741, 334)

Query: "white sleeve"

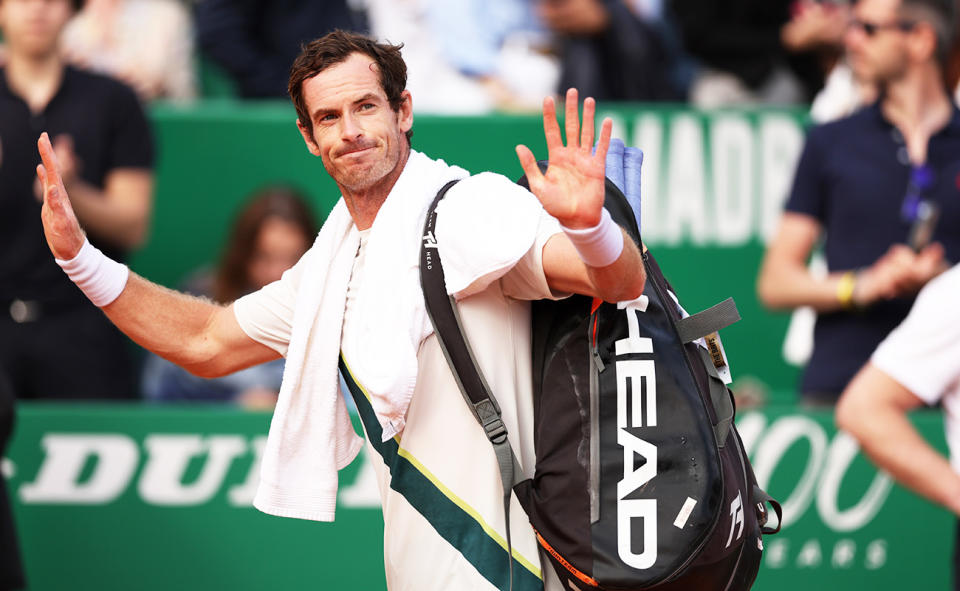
(232, 249), (310, 357)
(871, 265), (960, 404)
(500, 209), (566, 301)
(438, 172), (566, 300)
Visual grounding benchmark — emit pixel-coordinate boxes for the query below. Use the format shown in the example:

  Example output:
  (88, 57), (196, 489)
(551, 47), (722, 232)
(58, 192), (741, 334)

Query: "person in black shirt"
(757, 0), (958, 404)
(0, 369), (24, 591)
(0, 0), (154, 400)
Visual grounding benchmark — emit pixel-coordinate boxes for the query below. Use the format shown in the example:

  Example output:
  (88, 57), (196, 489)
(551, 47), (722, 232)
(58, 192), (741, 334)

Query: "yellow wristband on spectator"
(836, 271), (857, 310)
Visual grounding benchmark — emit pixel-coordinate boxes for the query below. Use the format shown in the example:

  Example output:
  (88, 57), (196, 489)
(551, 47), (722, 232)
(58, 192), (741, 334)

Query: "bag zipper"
(588, 299), (603, 524)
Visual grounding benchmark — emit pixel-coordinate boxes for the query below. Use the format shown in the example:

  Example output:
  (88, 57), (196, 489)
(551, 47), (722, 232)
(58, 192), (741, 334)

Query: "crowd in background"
(1, 0), (959, 407)
(3, 1), (960, 589)
(8, 0), (945, 110)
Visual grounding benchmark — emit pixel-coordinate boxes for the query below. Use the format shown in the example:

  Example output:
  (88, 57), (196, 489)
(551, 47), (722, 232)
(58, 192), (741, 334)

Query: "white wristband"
(561, 208), (624, 268)
(55, 238), (130, 307)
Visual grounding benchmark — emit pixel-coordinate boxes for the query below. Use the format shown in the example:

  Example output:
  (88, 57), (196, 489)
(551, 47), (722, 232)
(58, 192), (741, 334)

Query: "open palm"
(516, 88), (612, 229)
(36, 132), (85, 260)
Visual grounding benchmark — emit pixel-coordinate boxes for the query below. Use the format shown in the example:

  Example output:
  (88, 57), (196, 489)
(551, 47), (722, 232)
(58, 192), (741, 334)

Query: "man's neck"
(5, 51), (65, 113)
(881, 64), (953, 163)
(341, 146), (412, 231)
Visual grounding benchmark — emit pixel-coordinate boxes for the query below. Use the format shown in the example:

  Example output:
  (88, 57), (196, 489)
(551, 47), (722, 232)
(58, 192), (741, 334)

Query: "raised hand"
(36, 132), (85, 260)
(516, 88), (613, 229)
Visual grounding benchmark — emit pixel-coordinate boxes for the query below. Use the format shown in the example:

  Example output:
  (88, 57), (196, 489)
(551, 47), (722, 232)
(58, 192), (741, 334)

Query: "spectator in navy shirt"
(758, 0), (960, 405)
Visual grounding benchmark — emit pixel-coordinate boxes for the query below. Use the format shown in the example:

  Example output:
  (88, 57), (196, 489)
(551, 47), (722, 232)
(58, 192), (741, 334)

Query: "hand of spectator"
(115, 65), (164, 102)
(36, 132), (86, 261)
(537, 0), (610, 35)
(516, 88), (612, 229)
(901, 242), (948, 292)
(35, 134), (80, 201)
(52, 134), (80, 185)
(854, 243), (947, 306)
(782, 1), (848, 51)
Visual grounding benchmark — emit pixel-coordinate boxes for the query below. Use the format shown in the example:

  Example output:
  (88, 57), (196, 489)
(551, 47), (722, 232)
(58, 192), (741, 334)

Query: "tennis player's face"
(297, 53), (413, 197)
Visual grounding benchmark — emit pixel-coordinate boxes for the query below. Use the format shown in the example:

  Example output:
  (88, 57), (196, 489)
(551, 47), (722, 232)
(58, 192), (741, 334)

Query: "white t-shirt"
(871, 264), (960, 472)
(235, 183), (566, 591)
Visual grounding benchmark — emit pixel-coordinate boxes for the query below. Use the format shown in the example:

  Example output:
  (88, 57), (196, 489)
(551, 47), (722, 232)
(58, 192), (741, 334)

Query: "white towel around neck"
(253, 150), (548, 522)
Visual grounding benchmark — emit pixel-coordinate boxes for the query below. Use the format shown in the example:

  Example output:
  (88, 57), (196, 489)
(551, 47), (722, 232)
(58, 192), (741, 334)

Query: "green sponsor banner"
(4, 404), (952, 590)
(134, 103), (811, 402)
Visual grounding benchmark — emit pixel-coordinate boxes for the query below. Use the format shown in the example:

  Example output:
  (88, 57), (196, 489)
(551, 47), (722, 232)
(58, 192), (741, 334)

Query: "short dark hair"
(900, 0), (956, 66)
(288, 30), (412, 143)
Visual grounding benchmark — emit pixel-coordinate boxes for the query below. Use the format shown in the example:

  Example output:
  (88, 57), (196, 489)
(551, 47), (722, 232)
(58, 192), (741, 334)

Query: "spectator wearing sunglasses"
(758, 0), (960, 405)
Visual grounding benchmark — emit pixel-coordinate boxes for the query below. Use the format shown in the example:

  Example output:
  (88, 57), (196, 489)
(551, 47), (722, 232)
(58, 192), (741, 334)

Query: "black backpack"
(419, 175), (781, 591)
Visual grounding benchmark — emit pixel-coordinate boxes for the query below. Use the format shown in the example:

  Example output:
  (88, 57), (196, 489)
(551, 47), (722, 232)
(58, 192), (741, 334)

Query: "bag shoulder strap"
(419, 179), (523, 591)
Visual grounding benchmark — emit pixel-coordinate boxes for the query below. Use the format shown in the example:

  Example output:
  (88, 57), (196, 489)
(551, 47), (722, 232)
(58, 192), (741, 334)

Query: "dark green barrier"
(4, 404), (952, 590)
(136, 103), (811, 403)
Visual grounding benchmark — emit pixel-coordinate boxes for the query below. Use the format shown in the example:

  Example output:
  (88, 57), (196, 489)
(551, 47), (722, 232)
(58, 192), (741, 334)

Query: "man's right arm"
(101, 275), (280, 378)
(37, 132), (279, 378)
(756, 211), (844, 311)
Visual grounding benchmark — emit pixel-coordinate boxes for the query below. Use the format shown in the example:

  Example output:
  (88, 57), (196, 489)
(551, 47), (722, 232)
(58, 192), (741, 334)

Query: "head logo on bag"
(615, 298), (659, 570)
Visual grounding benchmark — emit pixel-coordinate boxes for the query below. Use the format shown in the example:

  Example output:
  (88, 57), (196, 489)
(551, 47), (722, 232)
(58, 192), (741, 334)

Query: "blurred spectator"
(194, 0), (367, 98)
(366, 0), (558, 113)
(0, 0), (154, 400)
(809, 57), (881, 122)
(782, 1), (865, 121)
(836, 263), (960, 585)
(812, 0), (960, 121)
(141, 187), (316, 408)
(0, 371), (25, 591)
(539, 0), (689, 101)
(672, 0), (814, 107)
(61, 0), (197, 102)
(757, 0), (960, 405)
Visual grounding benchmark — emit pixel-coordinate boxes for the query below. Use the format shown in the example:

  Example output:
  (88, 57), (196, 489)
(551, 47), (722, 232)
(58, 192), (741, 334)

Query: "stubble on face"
(321, 131), (400, 195)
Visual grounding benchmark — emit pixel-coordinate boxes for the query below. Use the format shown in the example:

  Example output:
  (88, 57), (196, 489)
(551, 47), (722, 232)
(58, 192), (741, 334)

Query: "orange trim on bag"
(590, 298), (602, 348)
(590, 298), (603, 315)
(534, 530), (600, 588)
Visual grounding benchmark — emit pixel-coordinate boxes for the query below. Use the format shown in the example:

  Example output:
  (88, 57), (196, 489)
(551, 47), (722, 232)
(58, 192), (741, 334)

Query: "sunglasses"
(849, 18), (917, 37)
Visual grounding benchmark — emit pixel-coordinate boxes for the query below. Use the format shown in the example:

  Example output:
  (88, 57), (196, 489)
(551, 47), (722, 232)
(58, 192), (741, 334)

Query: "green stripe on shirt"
(339, 356), (543, 591)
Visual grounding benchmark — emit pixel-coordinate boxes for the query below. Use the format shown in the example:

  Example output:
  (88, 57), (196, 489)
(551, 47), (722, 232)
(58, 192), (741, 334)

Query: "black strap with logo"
(419, 179), (523, 591)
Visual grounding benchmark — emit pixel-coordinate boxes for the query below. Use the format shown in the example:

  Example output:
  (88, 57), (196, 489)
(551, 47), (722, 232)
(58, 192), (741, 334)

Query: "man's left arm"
(516, 88), (645, 303)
